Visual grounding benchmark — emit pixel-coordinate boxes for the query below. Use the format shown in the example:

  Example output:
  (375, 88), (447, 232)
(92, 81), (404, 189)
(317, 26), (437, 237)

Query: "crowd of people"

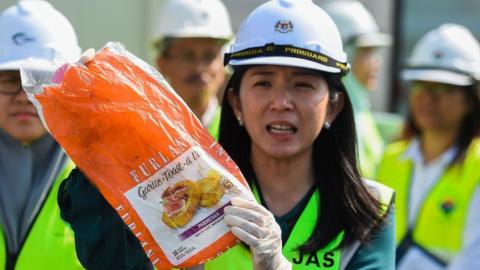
(0, 0), (479, 269)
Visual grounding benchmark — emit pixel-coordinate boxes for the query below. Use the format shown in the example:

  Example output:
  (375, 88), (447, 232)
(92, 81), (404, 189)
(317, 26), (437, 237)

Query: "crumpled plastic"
(20, 42), (253, 269)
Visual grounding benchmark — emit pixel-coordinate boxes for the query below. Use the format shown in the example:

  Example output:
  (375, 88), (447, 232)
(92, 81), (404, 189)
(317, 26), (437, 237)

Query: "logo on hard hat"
(434, 50), (444, 60)
(12, 32), (35, 46)
(275, 20), (293, 33)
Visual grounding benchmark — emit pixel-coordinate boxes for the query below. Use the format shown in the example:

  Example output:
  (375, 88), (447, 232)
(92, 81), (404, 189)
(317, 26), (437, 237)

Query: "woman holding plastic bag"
(57, 0), (395, 269)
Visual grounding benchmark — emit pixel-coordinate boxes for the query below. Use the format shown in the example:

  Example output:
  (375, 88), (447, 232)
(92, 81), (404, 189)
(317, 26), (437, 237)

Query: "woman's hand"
(224, 197), (292, 270)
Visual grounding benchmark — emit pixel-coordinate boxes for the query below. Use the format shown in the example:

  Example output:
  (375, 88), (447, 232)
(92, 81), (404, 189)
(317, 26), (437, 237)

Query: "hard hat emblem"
(12, 32), (35, 46)
(275, 20), (293, 33)
(434, 50), (444, 60)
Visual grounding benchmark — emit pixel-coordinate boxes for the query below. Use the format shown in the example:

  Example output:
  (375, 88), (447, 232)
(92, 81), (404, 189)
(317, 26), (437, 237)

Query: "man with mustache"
(324, 1), (393, 179)
(153, 0), (233, 138)
(0, 1), (83, 269)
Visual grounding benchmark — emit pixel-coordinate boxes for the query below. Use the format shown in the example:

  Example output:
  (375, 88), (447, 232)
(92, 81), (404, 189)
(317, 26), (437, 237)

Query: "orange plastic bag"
(21, 43), (252, 269)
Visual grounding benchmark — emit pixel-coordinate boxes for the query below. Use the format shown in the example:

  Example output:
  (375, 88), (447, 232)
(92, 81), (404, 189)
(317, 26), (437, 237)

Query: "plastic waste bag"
(20, 42), (253, 269)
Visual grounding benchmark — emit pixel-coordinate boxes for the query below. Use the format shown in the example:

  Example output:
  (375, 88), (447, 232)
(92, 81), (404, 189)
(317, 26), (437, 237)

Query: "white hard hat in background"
(403, 24), (480, 86)
(224, 0), (349, 75)
(0, 0), (81, 71)
(323, 0), (391, 47)
(154, 0), (233, 41)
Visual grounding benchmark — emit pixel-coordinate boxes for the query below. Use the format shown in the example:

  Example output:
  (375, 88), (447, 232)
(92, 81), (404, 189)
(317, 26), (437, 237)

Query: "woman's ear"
(325, 91), (345, 126)
(227, 88), (243, 120)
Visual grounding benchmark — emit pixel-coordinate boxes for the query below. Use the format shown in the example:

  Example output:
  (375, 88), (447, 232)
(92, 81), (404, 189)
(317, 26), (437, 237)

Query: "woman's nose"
(270, 87), (294, 111)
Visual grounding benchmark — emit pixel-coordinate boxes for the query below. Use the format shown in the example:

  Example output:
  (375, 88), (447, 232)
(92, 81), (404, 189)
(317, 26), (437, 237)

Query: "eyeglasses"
(165, 51), (220, 65)
(410, 83), (459, 98)
(0, 78), (23, 96)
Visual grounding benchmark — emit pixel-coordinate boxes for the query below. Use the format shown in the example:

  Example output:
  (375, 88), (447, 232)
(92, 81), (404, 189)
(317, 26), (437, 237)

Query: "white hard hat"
(155, 0), (233, 41)
(403, 24), (480, 86)
(224, 0), (349, 75)
(0, 0), (81, 71)
(323, 0), (391, 47)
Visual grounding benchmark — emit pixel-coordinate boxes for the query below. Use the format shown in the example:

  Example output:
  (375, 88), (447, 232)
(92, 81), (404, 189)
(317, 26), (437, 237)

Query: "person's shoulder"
(363, 179), (395, 211)
(467, 138), (480, 158)
(383, 139), (411, 157)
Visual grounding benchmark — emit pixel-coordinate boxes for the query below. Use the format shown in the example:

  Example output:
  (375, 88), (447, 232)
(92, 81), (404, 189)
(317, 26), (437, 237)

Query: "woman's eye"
(295, 82), (314, 89)
(253, 81), (271, 88)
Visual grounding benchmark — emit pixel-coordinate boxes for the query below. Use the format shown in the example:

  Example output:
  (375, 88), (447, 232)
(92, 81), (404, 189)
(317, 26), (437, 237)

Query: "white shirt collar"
(401, 137), (458, 166)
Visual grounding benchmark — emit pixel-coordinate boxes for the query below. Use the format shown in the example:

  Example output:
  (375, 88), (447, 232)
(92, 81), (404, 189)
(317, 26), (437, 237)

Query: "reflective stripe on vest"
(0, 161), (84, 269)
(377, 139), (480, 263)
(205, 180), (394, 270)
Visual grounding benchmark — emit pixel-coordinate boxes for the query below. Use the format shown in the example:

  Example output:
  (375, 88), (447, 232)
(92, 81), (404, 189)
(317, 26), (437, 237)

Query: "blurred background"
(1, 0), (479, 114)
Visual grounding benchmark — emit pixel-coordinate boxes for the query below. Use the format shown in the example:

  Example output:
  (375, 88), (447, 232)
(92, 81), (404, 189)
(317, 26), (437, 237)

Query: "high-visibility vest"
(0, 161), (84, 270)
(205, 180), (394, 270)
(206, 107), (221, 140)
(356, 111), (384, 179)
(342, 73), (385, 179)
(376, 139), (480, 264)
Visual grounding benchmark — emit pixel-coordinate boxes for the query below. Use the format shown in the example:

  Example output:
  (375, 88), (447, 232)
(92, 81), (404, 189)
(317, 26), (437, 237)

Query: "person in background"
(152, 0), (233, 138)
(377, 24), (480, 270)
(58, 0), (396, 269)
(324, 0), (394, 179)
(0, 1), (83, 269)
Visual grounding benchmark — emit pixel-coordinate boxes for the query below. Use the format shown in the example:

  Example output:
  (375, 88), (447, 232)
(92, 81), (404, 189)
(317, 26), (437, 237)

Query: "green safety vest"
(0, 161), (84, 270)
(376, 139), (480, 263)
(205, 180), (394, 270)
(342, 72), (385, 180)
(206, 107), (221, 140)
(356, 111), (384, 179)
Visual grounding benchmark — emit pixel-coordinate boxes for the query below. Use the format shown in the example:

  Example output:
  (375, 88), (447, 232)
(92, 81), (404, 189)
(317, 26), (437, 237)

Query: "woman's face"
(409, 81), (470, 133)
(230, 65), (341, 160)
(0, 71), (47, 143)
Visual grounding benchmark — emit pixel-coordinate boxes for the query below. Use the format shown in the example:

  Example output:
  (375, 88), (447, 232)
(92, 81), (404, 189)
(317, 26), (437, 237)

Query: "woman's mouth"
(266, 124), (297, 135)
(12, 112), (38, 121)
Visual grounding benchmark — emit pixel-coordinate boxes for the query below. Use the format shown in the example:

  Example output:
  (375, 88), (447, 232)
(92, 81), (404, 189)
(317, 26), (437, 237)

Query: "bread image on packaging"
(20, 42), (253, 270)
(198, 170), (225, 208)
(162, 180), (201, 228)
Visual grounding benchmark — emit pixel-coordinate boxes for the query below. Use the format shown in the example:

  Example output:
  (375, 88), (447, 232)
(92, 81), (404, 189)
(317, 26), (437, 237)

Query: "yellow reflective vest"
(356, 111), (384, 179)
(377, 139), (480, 263)
(342, 73), (385, 179)
(0, 161), (83, 269)
(205, 180), (394, 270)
(206, 107), (221, 140)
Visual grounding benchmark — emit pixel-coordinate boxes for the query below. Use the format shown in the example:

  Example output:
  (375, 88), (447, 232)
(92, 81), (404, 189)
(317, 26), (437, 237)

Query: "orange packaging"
(21, 42), (252, 269)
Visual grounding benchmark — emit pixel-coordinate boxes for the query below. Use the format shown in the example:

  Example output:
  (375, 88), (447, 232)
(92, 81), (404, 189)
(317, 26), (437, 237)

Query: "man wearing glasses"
(152, 0), (233, 138)
(0, 1), (83, 269)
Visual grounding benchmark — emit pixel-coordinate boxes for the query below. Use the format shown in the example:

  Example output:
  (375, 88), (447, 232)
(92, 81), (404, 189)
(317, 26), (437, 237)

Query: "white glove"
(224, 197), (292, 270)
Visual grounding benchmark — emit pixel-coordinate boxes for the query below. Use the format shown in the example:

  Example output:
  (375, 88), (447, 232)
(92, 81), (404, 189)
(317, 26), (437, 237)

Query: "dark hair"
(402, 82), (480, 163)
(218, 65), (387, 253)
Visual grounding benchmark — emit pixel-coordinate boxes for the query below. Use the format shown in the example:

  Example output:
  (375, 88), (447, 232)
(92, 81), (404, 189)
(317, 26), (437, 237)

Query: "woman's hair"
(218, 65), (388, 253)
(402, 82), (480, 163)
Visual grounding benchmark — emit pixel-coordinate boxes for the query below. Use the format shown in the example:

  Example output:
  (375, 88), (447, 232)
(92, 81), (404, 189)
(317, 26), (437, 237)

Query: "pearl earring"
(324, 122), (331, 130)
(237, 116), (244, 126)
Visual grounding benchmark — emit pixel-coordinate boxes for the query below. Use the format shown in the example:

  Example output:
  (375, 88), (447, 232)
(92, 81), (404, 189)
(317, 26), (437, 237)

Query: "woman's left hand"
(224, 197), (292, 270)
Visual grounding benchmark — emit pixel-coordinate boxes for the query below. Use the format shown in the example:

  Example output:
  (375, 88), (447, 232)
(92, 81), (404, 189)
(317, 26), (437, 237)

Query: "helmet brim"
(402, 69), (474, 86)
(0, 59), (23, 71)
(228, 56), (343, 74)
